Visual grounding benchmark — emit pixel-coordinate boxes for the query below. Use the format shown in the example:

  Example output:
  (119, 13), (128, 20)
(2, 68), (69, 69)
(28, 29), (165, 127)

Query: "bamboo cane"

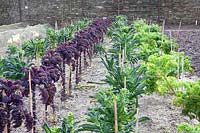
(161, 19), (165, 43)
(68, 66), (72, 96)
(177, 49), (180, 79)
(29, 70), (34, 133)
(124, 43), (126, 64)
(135, 108), (140, 133)
(181, 55), (184, 79)
(119, 53), (121, 68)
(75, 59), (79, 84)
(169, 31), (173, 52)
(79, 52), (82, 74)
(124, 76), (126, 89)
(55, 21), (58, 31)
(114, 99), (118, 133)
(3, 90), (8, 133)
(84, 51), (87, 68)
(177, 21), (182, 39)
(119, 43), (122, 68)
(122, 49), (125, 68)
(5, 124), (8, 133)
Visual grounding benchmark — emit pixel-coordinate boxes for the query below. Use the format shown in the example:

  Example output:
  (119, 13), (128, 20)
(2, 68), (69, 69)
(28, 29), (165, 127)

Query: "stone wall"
(1, 0), (200, 26)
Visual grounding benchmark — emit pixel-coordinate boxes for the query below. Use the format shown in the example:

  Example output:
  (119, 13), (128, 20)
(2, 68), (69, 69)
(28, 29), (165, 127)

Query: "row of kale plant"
(76, 15), (195, 133)
(0, 18), (112, 133)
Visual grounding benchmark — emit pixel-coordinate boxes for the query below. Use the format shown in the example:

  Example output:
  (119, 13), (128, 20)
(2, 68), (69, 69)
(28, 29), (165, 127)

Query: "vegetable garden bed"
(0, 16), (200, 133)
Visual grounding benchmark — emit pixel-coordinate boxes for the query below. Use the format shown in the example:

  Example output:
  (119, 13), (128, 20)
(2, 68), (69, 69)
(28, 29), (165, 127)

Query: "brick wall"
(1, 0), (200, 26)
(0, 0), (20, 25)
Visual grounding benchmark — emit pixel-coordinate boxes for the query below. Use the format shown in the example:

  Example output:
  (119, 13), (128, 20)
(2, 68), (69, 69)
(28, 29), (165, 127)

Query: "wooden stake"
(61, 61), (67, 101)
(29, 70), (34, 133)
(68, 66), (72, 96)
(160, 20), (164, 55)
(84, 51), (87, 68)
(177, 49), (180, 79)
(161, 20), (165, 43)
(79, 52), (82, 74)
(75, 59), (79, 84)
(3, 90), (8, 133)
(135, 108), (140, 133)
(5, 125), (8, 133)
(122, 49), (125, 68)
(124, 43), (126, 64)
(44, 105), (47, 121)
(148, 22), (151, 32)
(114, 99), (118, 133)
(169, 31), (173, 52)
(178, 21), (182, 30)
(119, 43), (122, 67)
(124, 76), (126, 89)
(177, 21), (182, 39)
(181, 55), (184, 79)
(119, 53), (121, 68)
(55, 21), (58, 31)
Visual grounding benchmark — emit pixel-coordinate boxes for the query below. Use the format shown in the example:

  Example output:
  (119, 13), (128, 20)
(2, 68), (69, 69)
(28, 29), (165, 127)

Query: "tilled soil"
(138, 93), (197, 133)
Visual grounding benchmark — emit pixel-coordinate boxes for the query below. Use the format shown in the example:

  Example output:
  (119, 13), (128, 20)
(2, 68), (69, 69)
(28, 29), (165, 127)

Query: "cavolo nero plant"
(43, 112), (79, 133)
(108, 15), (138, 65)
(107, 15), (128, 38)
(79, 88), (136, 133)
(102, 55), (146, 107)
(0, 56), (33, 80)
(0, 45), (33, 80)
(105, 16), (146, 104)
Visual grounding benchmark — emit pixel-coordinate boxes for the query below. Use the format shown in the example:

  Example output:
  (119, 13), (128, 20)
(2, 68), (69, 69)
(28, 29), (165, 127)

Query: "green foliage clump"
(0, 44), (33, 80)
(0, 56), (33, 80)
(174, 80), (200, 121)
(22, 38), (48, 62)
(177, 123), (200, 133)
(6, 44), (24, 59)
(132, 20), (160, 33)
(141, 52), (192, 94)
(46, 19), (91, 48)
(132, 20), (178, 62)
(43, 112), (79, 133)
(79, 88), (136, 133)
